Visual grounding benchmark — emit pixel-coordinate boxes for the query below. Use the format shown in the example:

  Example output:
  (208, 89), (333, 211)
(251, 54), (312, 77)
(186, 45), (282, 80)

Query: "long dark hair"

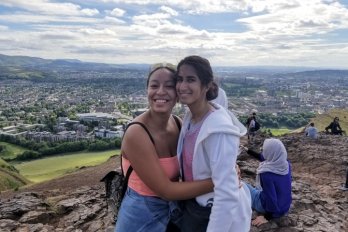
(176, 55), (218, 101)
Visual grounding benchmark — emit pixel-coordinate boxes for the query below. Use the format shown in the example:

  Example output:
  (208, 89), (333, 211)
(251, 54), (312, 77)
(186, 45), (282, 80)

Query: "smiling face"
(147, 68), (177, 114)
(176, 64), (209, 107)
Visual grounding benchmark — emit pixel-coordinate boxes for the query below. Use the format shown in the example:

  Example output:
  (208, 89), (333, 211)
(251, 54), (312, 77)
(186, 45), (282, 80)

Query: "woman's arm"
(122, 124), (213, 200)
(243, 146), (264, 161)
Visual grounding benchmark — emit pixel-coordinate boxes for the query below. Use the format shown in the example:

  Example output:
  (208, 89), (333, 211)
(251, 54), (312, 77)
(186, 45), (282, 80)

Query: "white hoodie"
(177, 103), (251, 232)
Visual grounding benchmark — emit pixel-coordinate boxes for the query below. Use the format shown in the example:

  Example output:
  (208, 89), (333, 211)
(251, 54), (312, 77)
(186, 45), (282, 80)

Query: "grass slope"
(310, 108), (348, 132)
(263, 108), (348, 136)
(0, 142), (29, 160)
(15, 150), (120, 183)
(0, 158), (30, 191)
(268, 128), (292, 136)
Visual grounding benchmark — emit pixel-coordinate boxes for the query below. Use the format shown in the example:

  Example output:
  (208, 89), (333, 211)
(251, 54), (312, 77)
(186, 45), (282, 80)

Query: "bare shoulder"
(123, 121), (151, 143)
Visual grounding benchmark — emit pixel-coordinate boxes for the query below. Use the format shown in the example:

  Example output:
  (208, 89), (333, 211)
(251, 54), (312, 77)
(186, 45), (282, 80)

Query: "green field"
(14, 150), (120, 183)
(266, 128), (292, 136)
(0, 158), (8, 167)
(0, 142), (29, 160)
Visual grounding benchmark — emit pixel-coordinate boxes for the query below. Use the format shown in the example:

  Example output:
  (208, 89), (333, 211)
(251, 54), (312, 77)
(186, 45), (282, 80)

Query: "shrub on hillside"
(17, 150), (41, 161)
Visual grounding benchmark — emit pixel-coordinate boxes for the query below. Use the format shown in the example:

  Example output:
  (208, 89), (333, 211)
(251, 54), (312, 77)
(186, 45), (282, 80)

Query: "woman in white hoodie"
(176, 55), (252, 232)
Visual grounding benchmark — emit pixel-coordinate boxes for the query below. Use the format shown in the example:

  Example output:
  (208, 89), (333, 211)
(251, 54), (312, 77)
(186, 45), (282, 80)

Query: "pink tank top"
(122, 156), (179, 196)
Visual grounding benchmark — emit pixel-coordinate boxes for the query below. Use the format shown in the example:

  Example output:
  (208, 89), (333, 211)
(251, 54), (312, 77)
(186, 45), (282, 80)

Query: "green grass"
(266, 128), (292, 136)
(0, 158), (30, 191)
(0, 171), (27, 191)
(310, 108), (348, 132)
(262, 109), (348, 137)
(14, 150), (120, 183)
(0, 142), (29, 160)
(0, 158), (8, 167)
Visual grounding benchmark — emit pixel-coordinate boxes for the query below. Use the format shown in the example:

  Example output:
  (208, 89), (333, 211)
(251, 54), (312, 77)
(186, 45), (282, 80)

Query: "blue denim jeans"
(245, 183), (266, 214)
(115, 187), (182, 232)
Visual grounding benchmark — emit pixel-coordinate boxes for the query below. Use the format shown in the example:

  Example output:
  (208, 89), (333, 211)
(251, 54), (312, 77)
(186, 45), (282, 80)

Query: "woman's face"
(176, 64), (208, 106)
(147, 68), (177, 114)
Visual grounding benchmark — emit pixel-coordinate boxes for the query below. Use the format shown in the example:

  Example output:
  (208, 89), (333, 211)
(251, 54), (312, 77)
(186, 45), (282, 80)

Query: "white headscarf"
(255, 138), (289, 189)
(210, 88), (247, 138)
(212, 87), (228, 109)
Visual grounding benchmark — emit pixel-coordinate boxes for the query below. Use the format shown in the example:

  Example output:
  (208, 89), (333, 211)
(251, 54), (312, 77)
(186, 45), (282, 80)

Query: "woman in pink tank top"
(115, 63), (213, 232)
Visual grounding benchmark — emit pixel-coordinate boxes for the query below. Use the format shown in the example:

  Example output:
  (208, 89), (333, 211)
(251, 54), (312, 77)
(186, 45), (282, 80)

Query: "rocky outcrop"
(0, 187), (115, 232)
(0, 133), (347, 231)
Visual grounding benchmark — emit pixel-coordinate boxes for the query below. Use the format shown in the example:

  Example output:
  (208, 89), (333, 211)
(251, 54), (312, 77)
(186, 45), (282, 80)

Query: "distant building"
(131, 108), (147, 118)
(77, 113), (117, 122)
(95, 129), (123, 139)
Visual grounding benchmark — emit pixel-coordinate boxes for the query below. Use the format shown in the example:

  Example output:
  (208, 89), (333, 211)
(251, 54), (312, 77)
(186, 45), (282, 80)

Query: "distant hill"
(0, 65), (53, 79)
(0, 158), (30, 191)
(275, 69), (348, 79)
(0, 54), (50, 67)
(0, 54), (149, 79)
(1, 53), (348, 80)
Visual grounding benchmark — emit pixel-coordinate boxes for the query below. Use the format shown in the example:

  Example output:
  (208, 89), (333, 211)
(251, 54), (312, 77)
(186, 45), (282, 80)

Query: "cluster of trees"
(239, 112), (315, 129)
(0, 134), (121, 161)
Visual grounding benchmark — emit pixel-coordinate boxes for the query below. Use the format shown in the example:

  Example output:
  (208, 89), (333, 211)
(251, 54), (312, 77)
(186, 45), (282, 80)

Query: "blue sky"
(1, 0), (348, 68)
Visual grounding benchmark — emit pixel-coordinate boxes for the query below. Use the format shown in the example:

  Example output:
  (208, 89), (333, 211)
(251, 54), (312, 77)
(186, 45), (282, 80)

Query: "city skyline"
(1, 0), (348, 68)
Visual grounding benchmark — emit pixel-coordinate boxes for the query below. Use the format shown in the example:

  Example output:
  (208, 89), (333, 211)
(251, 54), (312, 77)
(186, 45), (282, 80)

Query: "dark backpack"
(254, 120), (260, 131)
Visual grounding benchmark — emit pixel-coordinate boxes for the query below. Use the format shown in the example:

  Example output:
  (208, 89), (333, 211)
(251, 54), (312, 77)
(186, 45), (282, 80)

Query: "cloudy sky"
(1, 0), (348, 68)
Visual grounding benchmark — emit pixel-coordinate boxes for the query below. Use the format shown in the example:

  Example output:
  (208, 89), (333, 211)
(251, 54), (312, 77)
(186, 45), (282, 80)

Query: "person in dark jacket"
(325, 117), (344, 135)
(241, 138), (292, 227)
(340, 167), (348, 191)
(246, 112), (257, 141)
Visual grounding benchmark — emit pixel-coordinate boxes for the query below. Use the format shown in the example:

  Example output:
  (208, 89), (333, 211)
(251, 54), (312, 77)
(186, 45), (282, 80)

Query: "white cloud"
(104, 16), (126, 24)
(0, 0), (99, 16)
(80, 8), (99, 16)
(99, 0), (250, 14)
(159, 6), (178, 16)
(132, 12), (174, 28)
(0, 25), (9, 30)
(109, 8), (126, 17)
(0, 13), (98, 24)
(237, 0), (348, 38)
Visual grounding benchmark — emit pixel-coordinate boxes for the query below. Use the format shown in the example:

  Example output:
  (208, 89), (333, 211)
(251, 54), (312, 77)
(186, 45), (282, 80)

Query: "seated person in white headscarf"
(241, 139), (292, 227)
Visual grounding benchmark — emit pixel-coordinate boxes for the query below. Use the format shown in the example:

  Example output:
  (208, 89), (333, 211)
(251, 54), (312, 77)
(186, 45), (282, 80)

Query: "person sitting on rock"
(305, 122), (318, 139)
(325, 117), (344, 135)
(241, 138), (292, 227)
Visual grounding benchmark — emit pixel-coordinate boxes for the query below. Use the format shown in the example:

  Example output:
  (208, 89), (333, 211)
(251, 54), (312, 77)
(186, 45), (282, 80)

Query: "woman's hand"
(240, 145), (248, 152)
(251, 215), (268, 227)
